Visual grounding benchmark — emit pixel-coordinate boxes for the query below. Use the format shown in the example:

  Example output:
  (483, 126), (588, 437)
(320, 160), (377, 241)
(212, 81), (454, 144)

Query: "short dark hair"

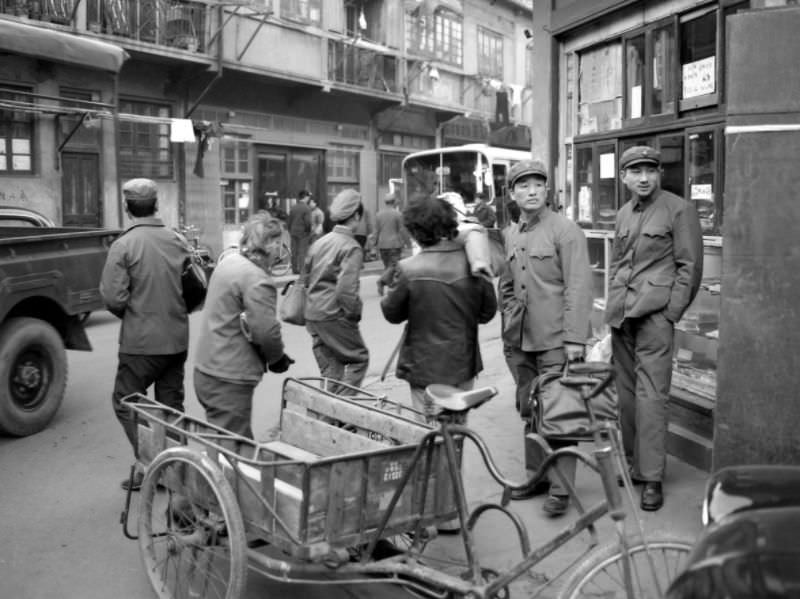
(125, 198), (157, 218)
(298, 190), (311, 200)
(403, 197), (458, 247)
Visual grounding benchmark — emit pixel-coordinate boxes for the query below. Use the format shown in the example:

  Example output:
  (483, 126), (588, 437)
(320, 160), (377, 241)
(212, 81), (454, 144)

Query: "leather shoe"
(640, 482), (664, 511)
(542, 494), (569, 517)
(510, 479), (550, 501)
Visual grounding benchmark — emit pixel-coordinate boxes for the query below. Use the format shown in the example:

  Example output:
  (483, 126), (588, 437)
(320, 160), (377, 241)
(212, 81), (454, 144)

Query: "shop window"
(0, 85), (34, 173)
(221, 180), (252, 225)
(119, 99), (173, 179)
(577, 42), (622, 135)
(688, 129), (720, 235)
(657, 133), (685, 197)
(477, 27), (503, 79)
(574, 142), (617, 230)
(379, 152), (403, 186)
(221, 139), (250, 176)
(623, 17), (677, 124)
(406, 9), (463, 66)
(280, 0), (321, 27)
(680, 9), (718, 110)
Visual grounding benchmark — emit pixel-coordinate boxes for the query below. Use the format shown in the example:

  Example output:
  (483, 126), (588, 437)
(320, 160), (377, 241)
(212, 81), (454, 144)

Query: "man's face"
(511, 175), (548, 215)
(621, 163), (660, 198)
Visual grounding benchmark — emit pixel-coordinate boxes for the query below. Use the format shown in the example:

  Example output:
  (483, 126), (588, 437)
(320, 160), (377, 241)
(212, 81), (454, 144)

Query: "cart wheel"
(558, 535), (693, 599)
(138, 447), (247, 599)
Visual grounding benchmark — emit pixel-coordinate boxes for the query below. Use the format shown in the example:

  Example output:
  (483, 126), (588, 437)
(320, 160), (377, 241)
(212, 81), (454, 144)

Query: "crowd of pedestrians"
(103, 143), (702, 516)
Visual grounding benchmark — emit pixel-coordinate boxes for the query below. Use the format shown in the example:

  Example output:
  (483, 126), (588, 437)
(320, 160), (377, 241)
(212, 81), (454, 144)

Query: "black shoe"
(542, 494), (570, 517)
(510, 479), (550, 501)
(640, 482), (664, 511)
(617, 472), (647, 487)
(121, 470), (144, 492)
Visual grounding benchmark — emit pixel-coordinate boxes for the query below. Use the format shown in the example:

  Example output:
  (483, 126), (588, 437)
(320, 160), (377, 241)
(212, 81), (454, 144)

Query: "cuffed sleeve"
(100, 244), (130, 318)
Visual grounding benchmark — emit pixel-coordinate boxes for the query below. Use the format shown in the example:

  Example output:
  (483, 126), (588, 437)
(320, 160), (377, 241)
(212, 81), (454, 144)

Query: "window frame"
(0, 84), (35, 175)
(406, 8), (463, 67)
(477, 26), (503, 79)
(280, 0), (321, 27)
(678, 6), (720, 112)
(118, 98), (173, 180)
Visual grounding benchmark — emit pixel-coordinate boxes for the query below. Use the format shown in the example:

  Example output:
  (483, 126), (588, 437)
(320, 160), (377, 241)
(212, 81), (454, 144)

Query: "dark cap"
(329, 188), (362, 222)
(620, 146), (661, 170)
(507, 159), (548, 187)
(122, 178), (158, 202)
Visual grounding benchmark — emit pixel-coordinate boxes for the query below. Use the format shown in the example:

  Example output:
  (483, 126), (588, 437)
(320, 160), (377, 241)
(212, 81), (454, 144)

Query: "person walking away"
(193, 213), (294, 439)
(353, 202), (373, 253)
(472, 191), (496, 228)
(498, 160), (593, 517)
(304, 189), (370, 392)
(287, 190), (312, 274)
(373, 192), (409, 295)
(606, 146), (703, 512)
(100, 178), (192, 491)
(309, 197), (325, 243)
(380, 197), (496, 421)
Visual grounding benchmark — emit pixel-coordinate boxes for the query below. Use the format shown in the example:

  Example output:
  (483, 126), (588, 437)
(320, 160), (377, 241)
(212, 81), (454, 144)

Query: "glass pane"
(575, 146), (593, 225)
(596, 143), (617, 230)
(681, 11), (716, 99)
(658, 134), (684, 197)
(688, 131), (717, 235)
(578, 43), (622, 134)
(625, 34), (645, 119)
(651, 24), (676, 115)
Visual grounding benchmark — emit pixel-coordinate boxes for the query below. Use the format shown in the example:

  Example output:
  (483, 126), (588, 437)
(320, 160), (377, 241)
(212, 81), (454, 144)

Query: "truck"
(0, 225), (119, 436)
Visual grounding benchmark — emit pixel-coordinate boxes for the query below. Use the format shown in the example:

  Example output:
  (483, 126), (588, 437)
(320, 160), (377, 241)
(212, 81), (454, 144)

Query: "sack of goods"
(530, 362), (618, 441)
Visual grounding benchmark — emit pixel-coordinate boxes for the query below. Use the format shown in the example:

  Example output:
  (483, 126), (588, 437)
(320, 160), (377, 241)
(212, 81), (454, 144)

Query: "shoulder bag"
(279, 277), (307, 326)
(181, 255), (208, 313)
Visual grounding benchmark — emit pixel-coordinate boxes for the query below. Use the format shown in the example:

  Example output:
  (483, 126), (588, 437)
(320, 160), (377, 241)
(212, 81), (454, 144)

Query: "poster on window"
(682, 56), (715, 99)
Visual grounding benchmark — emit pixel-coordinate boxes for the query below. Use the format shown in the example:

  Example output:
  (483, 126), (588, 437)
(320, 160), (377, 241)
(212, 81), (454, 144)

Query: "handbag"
(530, 363), (618, 441)
(279, 278), (306, 325)
(181, 255), (208, 313)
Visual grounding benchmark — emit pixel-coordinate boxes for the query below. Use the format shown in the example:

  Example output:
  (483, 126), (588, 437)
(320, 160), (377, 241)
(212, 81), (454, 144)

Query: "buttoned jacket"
(373, 207), (409, 249)
(304, 225), (363, 321)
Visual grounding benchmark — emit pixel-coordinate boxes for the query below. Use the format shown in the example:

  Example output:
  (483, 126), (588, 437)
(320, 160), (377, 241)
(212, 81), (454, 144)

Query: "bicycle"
(178, 223), (215, 279)
(119, 364), (691, 599)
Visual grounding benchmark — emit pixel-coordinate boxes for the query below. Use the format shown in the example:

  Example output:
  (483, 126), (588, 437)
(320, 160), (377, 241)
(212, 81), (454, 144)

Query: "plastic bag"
(586, 333), (612, 363)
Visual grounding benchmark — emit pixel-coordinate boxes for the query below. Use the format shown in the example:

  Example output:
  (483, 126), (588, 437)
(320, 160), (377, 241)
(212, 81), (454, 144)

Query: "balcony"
(327, 38), (399, 95)
(0, 0), (74, 23)
(86, 0), (208, 52)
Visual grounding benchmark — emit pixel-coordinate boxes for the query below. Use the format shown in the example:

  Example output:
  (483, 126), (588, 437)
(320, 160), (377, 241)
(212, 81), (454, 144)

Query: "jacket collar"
(519, 207), (551, 232)
(124, 216), (164, 233)
(332, 224), (355, 237)
(419, 239), (461, 253)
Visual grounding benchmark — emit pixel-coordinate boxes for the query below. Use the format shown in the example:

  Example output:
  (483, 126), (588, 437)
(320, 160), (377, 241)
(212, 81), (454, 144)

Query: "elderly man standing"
(373, 192), (409, 295)
(101, 178), (192, 491)
(304, 189), (369, 391)
(607, 146), (703, 512)
(498, 160), (592, 517)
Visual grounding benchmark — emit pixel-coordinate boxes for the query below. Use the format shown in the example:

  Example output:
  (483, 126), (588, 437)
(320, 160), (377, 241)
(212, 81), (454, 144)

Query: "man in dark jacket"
(380, 197), (497, 421)
(373, 192), (409, 295)
(286, 190), (312, 274)
(100, 178), (191, 491)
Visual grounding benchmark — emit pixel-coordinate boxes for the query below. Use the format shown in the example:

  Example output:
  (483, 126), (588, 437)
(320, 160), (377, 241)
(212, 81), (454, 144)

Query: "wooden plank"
(281, 409), (387, 457)
(261, 440), (320, 463)
(283, 381), (429, 444)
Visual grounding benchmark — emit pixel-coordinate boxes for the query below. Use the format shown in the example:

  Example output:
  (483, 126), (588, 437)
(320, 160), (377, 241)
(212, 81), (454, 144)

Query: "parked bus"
(401, 144), (531, 227)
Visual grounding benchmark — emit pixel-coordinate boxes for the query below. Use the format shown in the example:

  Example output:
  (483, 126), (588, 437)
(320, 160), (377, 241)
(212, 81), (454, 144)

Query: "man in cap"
(372, 192), (410, 295)
(101, 178), (192, 491)
(303, 188), (369, 391)
(607, 145), (703, 511)
(498, 159), (592, 517)
(287, 190), (312, 274)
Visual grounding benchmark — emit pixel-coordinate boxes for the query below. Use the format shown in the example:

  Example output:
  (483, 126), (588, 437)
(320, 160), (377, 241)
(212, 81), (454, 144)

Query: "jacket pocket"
(636, 276), (673, 316)
(528, 246), (556, 259)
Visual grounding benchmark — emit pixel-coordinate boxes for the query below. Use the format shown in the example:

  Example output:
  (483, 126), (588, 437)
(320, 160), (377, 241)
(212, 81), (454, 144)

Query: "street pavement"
(0, 263), (708, 599)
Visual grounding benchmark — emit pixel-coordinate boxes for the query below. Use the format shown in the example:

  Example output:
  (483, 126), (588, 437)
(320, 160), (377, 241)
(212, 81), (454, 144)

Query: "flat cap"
(122, 178), (158, 201)
(384, 192), (397, 204)
(507, 159), (548, 187)
(619, 146), (661, 169)
(329, 188), (362, 222)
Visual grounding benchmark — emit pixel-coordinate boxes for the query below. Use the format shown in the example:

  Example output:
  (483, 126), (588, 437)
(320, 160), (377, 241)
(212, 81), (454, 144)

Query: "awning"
(0, 19), (128, 73)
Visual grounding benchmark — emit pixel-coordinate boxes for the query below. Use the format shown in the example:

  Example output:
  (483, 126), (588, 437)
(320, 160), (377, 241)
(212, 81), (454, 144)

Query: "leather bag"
(530, 364), (618, 441)
(279, 279), (306, 326)
(181, 255), (208, 313)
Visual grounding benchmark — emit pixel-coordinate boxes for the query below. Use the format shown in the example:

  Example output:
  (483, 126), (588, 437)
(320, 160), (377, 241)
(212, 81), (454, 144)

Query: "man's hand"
(564, 342), (585, 362)
(268, 354), (295, 373)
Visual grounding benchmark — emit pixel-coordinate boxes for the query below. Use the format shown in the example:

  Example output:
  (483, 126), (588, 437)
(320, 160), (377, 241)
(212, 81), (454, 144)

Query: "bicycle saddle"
(424, 385), (498, 414)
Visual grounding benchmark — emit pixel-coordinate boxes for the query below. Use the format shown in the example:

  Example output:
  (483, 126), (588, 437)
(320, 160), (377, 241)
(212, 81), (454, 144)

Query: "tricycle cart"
(121, 370), (692, 599)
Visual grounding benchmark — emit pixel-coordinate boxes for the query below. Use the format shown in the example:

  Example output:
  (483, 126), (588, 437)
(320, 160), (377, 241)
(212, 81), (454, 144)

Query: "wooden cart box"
(130, 377), (461, 560)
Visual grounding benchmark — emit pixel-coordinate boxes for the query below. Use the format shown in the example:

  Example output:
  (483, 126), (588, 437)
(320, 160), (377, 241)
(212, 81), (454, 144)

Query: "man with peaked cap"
(100, 178), (192, 491)
(607, 145), (703, 512)
(303, 188), (369, 392)
(373, 192), (410, 295)
(498, 159), (592, 517)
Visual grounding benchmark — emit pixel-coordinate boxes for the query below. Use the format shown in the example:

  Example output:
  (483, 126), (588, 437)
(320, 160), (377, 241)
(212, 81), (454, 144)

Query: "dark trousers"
(507, 346), (577, 495)
(290, 234), (309, 274)
(194, 369), (257, 439)
(378, 248), (402, 287)
(306, 319), (369, 393)
(611, 312), (674, 482)
(112, 352), (187, 451)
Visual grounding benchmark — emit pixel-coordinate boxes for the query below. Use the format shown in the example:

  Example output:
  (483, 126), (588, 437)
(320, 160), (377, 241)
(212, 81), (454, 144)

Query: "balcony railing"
(328, 39), (398, 94)
(86, 0), (207, 52)
(0, 0), (74, 22)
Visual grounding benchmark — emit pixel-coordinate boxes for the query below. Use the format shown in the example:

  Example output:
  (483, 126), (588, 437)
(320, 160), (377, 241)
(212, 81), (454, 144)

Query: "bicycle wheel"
(138, 447), (247, 599)
(558, 535), (693, 599)
(270, 242), (291, 276)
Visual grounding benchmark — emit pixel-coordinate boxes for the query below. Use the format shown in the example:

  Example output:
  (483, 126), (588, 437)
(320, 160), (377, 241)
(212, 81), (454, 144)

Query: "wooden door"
(61, 152), (101, 227)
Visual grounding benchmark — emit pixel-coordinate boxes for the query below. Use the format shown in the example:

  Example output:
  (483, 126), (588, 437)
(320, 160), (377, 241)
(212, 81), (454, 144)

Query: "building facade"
(1, 0), (536, 252)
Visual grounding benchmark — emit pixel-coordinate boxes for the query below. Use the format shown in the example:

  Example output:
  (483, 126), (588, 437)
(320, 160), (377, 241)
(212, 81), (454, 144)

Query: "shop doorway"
(255, 147), (325, 218)
(61, 152), (101, 227)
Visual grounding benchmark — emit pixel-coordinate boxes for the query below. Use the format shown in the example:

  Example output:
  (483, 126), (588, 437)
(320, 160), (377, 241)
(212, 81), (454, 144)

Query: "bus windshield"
(403, 150), (490, 206)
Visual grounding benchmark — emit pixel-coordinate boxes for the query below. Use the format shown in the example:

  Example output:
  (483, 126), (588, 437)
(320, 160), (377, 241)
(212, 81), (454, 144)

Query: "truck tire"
(0, 317), (68, 436)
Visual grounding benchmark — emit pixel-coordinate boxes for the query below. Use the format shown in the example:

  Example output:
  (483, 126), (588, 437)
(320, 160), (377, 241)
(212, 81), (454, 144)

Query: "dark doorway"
(61, 152), (102, 227)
